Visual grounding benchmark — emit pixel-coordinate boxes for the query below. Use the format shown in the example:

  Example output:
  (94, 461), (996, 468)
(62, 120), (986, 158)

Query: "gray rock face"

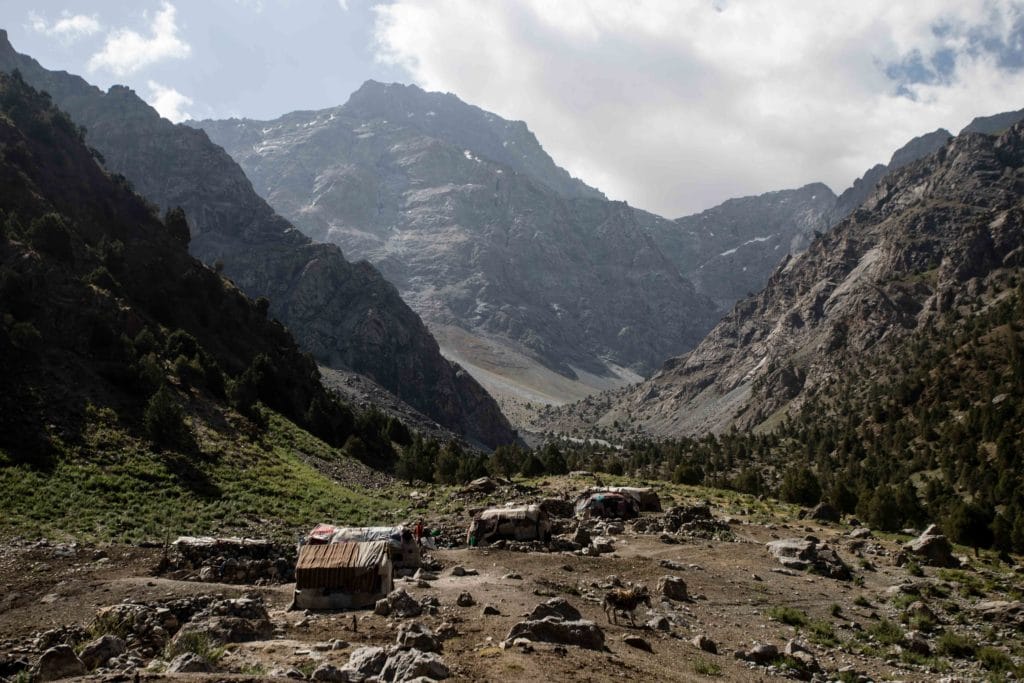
(766, 539), (851, 580)
(379, 648), (450, 682)
(527, 597), (582, 622)
(658, 576), (689, 601)
(904, 525), (959, 567)
(593, 123), (1024, 437)
(397, 622), (441, 653)
(374, 589), (423, 618)
(648, 184), (837, 310)
(166, 652), (213, 673)
(504, 616), (605, 651)
(344, 646), (388, 678)
(829, 129), (953, 226)
(79, 634), (126, 670)
(36, 645), (85, 681)
(196, 80), (722, 393)
(960, 108), (1024, 135)
(0, 33), (514, 449)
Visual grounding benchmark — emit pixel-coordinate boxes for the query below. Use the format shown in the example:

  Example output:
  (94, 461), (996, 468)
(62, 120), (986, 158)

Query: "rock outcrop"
(196, 81), (724, 400)
(590, 121), (1024, 437)
(0, 31), (515, 448)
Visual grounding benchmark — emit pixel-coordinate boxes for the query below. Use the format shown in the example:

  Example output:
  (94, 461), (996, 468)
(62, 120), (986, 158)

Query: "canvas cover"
(574, 492), (640, 519)
(468, 505), (551, 544)
(295, 541), (391, 592)
(588, 486), (662, 511)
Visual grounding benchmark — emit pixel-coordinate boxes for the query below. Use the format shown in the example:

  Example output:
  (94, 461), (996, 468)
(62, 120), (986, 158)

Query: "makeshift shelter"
(467, 505), (551, 546)
(293, 541), (393, 610)
(590, 486), (662, 512)
(574, 492), (639, 520)
(305, 524), (420, 568)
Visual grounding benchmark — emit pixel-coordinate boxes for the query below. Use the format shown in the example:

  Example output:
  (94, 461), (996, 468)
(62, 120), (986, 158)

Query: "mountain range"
(551, 115), (1024, 438)
(194, 82), (968, 415)
(0, 30), (515, 449)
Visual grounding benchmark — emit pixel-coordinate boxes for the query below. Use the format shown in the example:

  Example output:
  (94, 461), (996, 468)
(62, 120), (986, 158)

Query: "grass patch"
(768, 606), (808, 627)
(937, 569), (987, 598)
(807, 620), (839, 647)
(977, 646), (1019, 675)
(899, 649), (949, 672)
(693, 658), (722, 676)
(853, 595), (872, 608)
(829, 603), (842, 617)
(868, 619), (904, 646)
(163, 631), (224, 664)
(936, 631), (977, 658)
(0, 410), (403, 542)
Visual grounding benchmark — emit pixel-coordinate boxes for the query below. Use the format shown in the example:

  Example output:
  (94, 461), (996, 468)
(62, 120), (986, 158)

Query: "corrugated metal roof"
(295, 541), (390, 591)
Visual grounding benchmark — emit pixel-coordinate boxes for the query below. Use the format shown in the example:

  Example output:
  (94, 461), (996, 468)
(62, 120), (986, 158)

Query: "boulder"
(648, 616), (671, 632)
(343, 646), (388, 679)
(456, 592), (475, 607)
(79, 634), (126, 670)
(166, 652), (213, 673)
(311, 664), (349, 681)
(735, 642), (778, 664)
(527, 597), (582, 622)
(903, 525), (959, 568)
(848, 527), (872, 539)
(974, 600), (1024, 626)
(379, 648), (449, 682)
(692, 634), (717, 654)
(374, 589), (423, 618)
(504, 617), (605, 651)
(172, 615), (272, 646)
(807, 502), (840, 523)
(623, 635), (652, 652)
(591, 537), (615, 554)
(903, 631), (931, 655)
(397, 622), (441, 653)
(766, 538), (852, 580)
(482, 605), (501, 616)
(36, 645), (85, 681)
(658, 576), (689, 601)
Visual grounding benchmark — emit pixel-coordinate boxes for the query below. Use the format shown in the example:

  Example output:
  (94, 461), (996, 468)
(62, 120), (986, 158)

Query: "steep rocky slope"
(643, 184), (836, 309)
(0, 31), (515, 448)
(828, 128), (953, 226)
(0, 69), (397, 468)
(961, 107), (1024, 135)
(197, 81), (721, 403)
(587, 122), (1024, 437)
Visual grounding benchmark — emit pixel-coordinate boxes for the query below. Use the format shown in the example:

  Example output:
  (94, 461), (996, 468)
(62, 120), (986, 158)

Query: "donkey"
(602, 585), (651, 626)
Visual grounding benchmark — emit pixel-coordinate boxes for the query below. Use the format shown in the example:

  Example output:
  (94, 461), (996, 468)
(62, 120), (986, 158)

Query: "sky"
(2, 1), (1023, 217)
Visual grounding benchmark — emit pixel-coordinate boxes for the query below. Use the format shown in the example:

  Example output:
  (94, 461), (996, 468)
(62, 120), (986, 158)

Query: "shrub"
(768, 606), (808, 627)
(868, 619), (904, 646)
(28, 213), (73, 260)
(936, 631), (977, 658)
(779, 466), (821, 506)
(163, 631), (223, 663)
(143, 385), (191, 450)
(692, 658), (721, 676)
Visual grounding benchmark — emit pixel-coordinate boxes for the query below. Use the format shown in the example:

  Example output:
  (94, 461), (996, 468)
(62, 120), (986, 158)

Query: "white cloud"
(88, 2), (191, 76)
(28, 11), (102, 42)
(338, 0), (350, 10)
(146, 80), (193, 122)
(373, 0), (1024, 217)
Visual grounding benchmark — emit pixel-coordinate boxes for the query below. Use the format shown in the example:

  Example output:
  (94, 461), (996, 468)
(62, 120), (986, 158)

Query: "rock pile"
(500, 598), (605, 651)
(765, 537), (852, 580)
(632, 503), (734, 541)
(161, 537), (295, 584)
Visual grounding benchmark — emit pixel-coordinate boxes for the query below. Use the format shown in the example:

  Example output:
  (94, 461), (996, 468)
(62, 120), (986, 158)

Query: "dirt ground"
(1, 505), (1021, 682)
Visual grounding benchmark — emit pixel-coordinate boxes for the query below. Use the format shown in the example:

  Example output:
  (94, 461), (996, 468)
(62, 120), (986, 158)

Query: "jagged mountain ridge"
(196, 81), (723, 402)
(0, 31), (516, 448)
(0, 70), (351, 456)
(586, 121), (1024, 437)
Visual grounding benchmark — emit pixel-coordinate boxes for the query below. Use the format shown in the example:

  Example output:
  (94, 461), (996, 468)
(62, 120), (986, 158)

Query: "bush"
(163, 207), (190, 245)
(868, 619), (904, 646)
(779, 466), (821, 506)
(935, 631), (977, 658)
(143, 385), (191, 450)
(768, 606), (807, 627)
(28, 213), (73, 260)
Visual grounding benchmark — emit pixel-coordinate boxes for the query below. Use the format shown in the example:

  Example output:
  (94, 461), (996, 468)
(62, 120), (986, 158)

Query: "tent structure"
(305, 524), (420, 568)
(467, 505), (551, 546)
(292, 541), (393, 610)
(586, 486), (662, 512)
(574, 492), (640, 520)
